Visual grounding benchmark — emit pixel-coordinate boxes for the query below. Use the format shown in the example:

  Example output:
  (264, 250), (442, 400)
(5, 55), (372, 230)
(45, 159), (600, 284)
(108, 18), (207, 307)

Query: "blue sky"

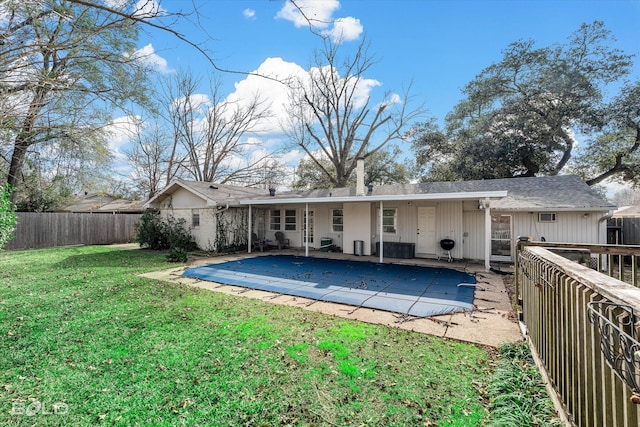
(110, 0), (640, 188)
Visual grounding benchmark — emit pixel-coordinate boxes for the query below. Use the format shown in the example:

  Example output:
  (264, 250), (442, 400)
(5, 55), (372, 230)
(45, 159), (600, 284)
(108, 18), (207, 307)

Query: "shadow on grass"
(52, 245), (170, 274)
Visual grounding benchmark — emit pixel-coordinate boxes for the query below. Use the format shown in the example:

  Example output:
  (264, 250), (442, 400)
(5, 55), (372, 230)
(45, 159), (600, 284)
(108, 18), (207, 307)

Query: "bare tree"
(283, 38), (424, 188)
(126, 69), (278, 194)
(124, 122), (170, 199)
(168, 71), (273, 184)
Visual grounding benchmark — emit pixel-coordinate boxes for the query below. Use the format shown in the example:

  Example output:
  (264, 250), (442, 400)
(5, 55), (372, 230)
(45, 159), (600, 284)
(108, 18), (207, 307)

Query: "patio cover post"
(379, 201), (384, 263)
(305, 203), (309, 257)
(483, 199), (491, 271)
(248, 204), (252, 254)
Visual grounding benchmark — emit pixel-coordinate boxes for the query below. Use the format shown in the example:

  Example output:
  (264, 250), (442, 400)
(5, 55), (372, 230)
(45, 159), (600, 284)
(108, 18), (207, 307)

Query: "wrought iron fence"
(517, 243), (640, 427)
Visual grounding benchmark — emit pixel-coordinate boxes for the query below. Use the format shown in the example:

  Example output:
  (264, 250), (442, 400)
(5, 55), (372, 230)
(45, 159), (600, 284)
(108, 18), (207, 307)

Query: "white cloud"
(132, 44), (173, 73)
(133, 0), (166, 19)
(219, 56), (383, 138)
(243, 8), (256, 19)
(382, 92), (402, 108)
(103, 0), (129, 9)
(279, 148), (304, 164)
(223, 57), (308, 134)
(105, 115), (142, 158)
(172, 93), (211, 112)
(322, 17), (363, 43)
(351, 77), (382, 109)
(276, 1), (363, 43)
(276, 0), (340, 29)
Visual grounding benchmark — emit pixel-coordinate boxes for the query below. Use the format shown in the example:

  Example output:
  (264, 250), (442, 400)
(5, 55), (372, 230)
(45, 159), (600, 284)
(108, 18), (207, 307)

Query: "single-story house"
(147, 165), (615, 270)
(144, 180), (267, 252)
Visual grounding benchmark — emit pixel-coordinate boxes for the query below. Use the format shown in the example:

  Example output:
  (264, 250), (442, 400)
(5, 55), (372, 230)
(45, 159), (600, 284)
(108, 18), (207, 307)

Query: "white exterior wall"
(263, 205), (300, 247)
(263, 203), (346, 250)
(508, 211), (606, 245)
(156, 187), (215, 250)
(367, 200), (465, 260)
(435, 201), (464, 260)
(344, 202), (372, 255)
(255, 199), (609, 262)
(315, 204), (345, 250)
(463, 206), (485, 261)
(170, 189), (208, 208)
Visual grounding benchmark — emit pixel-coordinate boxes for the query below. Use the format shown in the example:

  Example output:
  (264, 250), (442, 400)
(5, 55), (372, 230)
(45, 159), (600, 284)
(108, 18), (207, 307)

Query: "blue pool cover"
(182, 255), (476, 317)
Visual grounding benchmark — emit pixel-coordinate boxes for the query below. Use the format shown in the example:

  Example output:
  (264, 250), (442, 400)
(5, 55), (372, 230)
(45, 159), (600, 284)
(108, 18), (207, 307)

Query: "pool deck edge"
(140, 251), (523, 348)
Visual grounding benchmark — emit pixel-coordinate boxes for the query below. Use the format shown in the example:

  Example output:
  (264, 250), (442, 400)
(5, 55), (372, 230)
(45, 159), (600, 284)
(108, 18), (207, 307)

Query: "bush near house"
(135, 209), (197, 257)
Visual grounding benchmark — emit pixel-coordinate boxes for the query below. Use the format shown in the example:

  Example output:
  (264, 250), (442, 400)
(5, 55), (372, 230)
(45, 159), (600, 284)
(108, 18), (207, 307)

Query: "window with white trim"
(191, 210), (200, 228)
(269, 209), (281, 230)
(331, 209), (343, 232)
(382, 208), (397, 233)
(284, 209), (297, 231)
(538, 212), (557, 222)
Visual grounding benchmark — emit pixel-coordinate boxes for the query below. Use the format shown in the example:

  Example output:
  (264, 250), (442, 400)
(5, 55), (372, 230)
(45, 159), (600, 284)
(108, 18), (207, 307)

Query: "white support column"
(305, 203), (309, 257)
(248, 205), (253, 254)
(379, 201), (384, 263)
(484, 199), (491, 271)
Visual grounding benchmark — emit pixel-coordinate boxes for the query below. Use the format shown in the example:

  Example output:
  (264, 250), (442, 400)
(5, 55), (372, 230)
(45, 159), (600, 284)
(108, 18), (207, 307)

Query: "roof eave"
(240, 190), (508, 205)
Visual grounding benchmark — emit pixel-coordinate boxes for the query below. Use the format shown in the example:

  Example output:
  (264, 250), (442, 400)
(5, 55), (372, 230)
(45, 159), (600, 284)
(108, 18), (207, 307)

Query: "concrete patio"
(141, 249), (523, 348)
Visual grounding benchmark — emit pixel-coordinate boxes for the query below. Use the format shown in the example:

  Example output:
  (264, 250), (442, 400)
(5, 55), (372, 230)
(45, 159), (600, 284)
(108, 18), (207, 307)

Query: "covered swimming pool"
(182, 255), (476, 317)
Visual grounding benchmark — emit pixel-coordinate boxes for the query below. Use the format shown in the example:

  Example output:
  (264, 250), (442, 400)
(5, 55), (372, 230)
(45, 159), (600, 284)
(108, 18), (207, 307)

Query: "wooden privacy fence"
(517, 243), (640, 427)
(5, 212), (141, 250)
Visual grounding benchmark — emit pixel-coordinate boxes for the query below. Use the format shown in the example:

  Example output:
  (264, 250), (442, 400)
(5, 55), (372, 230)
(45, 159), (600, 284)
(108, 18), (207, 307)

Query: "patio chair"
(274, 231), (290, 249)
(251, 233), (266, 252)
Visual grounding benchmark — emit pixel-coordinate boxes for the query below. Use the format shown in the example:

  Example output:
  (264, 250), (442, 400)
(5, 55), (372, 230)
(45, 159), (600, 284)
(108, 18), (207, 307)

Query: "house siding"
(508, 211), (604, 244)
(344, 202), (372, 255)
(364, 201), (466, 260)
(463, 209), (485, 260)
(435, 201), (464, 260)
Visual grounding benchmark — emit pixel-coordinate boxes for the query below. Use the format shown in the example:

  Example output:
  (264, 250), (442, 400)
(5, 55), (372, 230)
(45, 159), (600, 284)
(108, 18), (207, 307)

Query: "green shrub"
(0, 184), (17, 249)
(167, 246), (189, 262)
(136, 209), (197, 252)
(164, 215), (198, 251)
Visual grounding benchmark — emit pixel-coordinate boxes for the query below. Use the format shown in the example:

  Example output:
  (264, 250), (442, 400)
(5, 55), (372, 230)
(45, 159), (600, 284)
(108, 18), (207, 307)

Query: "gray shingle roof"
(267, 175), (614, 211)
(178, 180), (268, 205)
(146, 179), (268, 207)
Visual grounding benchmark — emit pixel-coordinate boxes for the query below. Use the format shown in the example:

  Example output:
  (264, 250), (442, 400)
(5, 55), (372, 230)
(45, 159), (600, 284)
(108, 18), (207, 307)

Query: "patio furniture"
(274, 231), (290, 249)
(375, 242), (415, 259)
(251, 233), (266, 252)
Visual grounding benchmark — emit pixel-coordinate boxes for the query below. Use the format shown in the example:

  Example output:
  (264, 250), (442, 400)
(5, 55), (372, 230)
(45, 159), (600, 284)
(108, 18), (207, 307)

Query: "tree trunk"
(586, 129), (640, 186)
(6, 85), (48, 202)
(6, 141), (29, 203)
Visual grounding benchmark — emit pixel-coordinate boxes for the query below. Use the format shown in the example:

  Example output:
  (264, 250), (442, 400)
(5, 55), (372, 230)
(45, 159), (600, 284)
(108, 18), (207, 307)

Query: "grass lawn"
(0, 245), (496, 426)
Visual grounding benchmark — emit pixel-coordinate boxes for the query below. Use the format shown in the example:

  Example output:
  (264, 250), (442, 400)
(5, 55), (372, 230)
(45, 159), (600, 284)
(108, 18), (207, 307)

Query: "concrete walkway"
(141, 249), (523, 348)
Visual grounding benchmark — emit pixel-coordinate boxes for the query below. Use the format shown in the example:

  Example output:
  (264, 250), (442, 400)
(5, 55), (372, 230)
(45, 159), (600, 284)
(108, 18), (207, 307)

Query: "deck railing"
(516, 242), (640, 427)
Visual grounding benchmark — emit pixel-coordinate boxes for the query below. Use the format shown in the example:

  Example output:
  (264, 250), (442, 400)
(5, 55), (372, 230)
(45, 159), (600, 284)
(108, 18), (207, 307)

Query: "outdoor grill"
(440, 238), (455, 262)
